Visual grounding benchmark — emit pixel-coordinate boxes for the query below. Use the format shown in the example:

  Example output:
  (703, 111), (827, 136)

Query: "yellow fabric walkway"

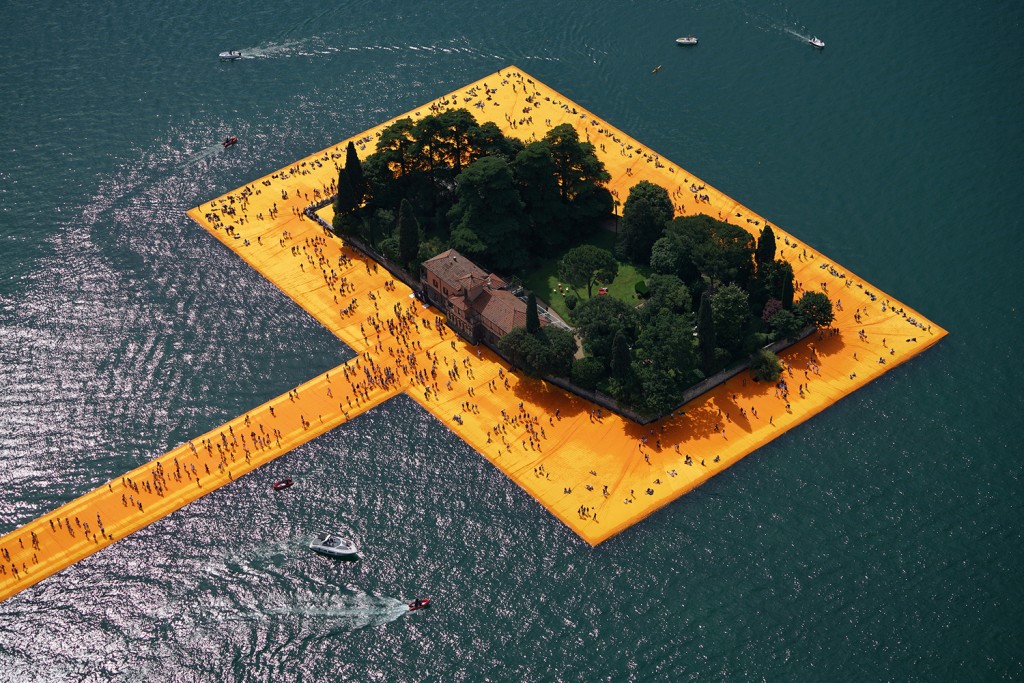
(0, 66), (946, 604)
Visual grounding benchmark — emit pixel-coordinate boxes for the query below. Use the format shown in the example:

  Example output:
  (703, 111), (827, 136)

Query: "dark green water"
(1, 0), (1021, 679)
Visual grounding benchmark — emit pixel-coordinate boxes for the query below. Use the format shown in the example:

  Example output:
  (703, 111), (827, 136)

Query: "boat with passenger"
(309, 533), (359, 559)
(809, 36), (825, 49)
(219, 51), (243, 60)
(675, 36), (698, 46)
(408, 597), (431, 611)
(272, 478), (293, 491)
(222, 136), (238, 148)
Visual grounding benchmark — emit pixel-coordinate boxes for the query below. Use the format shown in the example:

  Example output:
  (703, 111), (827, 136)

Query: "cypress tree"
(332, 167), (358, 234)
(345, 140), (366, 204)
(755, 225), (776, 269)
(779, 261), (795, 310)
(397, 198), (420, 268)
(697, 290), (716, 372)
(611, 329), (632, 382)
(526, 292), (540, 333)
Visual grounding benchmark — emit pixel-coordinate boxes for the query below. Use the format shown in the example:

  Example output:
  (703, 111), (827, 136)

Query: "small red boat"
(408, 597), (431, 611)
(272, 478), (293, 491)
(222, 136), (238, 148)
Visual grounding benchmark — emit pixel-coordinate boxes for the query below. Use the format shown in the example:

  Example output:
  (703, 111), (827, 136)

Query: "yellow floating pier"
(0, 66), (946, 604)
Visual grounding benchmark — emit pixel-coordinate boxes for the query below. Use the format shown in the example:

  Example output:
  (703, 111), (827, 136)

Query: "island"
(0, 67), (946, 604)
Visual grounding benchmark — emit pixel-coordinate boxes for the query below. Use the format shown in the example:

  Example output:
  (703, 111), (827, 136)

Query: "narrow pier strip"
(2, 66), (947, 603)
(0, 360), (402, 604)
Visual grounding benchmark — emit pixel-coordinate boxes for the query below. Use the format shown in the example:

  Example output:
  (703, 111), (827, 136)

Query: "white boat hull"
(309, 534), (359, 558)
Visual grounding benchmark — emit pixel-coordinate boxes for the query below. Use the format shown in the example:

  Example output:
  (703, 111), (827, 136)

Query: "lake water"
(1, 0), (1021, 679)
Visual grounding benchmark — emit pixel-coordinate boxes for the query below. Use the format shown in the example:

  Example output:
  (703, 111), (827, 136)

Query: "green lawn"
(520, 229), (650, 322)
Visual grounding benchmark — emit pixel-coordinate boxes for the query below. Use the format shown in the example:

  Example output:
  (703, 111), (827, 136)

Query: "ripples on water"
(1, 0), (1021, 680)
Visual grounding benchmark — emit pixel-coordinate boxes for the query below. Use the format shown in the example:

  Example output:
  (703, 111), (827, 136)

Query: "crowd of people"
(1, 69), (944, 595)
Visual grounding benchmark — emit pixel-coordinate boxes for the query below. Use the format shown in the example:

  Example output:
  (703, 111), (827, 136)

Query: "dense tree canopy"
(543, 124), (613, 230)
(448, 156), (528, 272)
(631, 308), (701, 413)
(498, 325), (576, 378)
(711, 283), (751, 353)
(655, 215), (756, 288)
(769, 308), (805, 341)
(355, 110), (611, 275)
(571, 296), (638, 368)
(642, 274), (691, 322)
(513, 141), (569, 250)
(617, 180), (674, 265)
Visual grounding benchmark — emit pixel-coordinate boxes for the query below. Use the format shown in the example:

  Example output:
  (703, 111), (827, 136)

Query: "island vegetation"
(331, 109), (833, 418)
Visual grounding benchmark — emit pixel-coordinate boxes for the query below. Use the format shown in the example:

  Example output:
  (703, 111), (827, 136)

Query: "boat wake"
(268, 593), (410, 629)
(729, 0), (819, 44)
(175, 143), (227, 170)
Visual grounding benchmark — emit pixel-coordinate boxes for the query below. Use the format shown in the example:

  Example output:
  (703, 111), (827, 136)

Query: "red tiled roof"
(472, 288), (528, 337)
(422, 249), (488, 289)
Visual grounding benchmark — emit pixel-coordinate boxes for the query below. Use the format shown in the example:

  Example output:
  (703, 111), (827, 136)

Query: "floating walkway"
(0, 67), (946, 604)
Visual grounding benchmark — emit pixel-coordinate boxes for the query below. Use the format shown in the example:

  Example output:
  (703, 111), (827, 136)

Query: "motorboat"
(675, 36), (698, 46)
(309, 533), (359, 558)
(219, 51), (243, 60)
(809, 36), (825, 49)
(222, 136), (238, 148)
(651, 65), (662, 74)
(272, 478), (293, 491)
(408, 597), (431, 611)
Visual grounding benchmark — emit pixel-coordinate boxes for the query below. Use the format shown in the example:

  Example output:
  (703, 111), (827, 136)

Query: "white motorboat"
(808, 37), (825, 49)
(219, 51), (243, 60)
(675, 36), (698, 46)
(309, 533), (359, 559)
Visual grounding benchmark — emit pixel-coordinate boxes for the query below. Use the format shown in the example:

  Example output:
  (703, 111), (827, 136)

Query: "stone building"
(420, 249), (537, 345)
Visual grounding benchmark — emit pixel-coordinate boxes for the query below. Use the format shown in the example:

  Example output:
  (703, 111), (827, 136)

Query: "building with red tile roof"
(421, 249), (538, 344)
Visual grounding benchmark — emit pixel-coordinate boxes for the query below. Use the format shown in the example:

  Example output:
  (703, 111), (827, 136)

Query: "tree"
(332, 167), (358, 233)
(697, 291), (716, 372)
(557, 245), (618, 299)
(345, 141), (366, 205)
(539, 326), (577, 377)
(570, 296), (638, 366)
(397, 198), (420, 268)
(643, 274), (691, 321)
(448, 156), (529, 272)
(542, 124), (612, 231)
(610, 329), (632, 382)
(513, 141), (568, 250)
(526, 292), (540, 333)
(711, 283), (751, 352)
(498, 327), (536, 373)
(769, 308), (805, 341)
(571, 356), (605, 390)
(755, 259), (795, 311)
(659, 215), (756, 287)
(796, 291), (834, 328)
(755, 225), (776, 269)
(498, 326), (575, 378)
(617, 181), (674, 264)
(649, 236), (679, 277)
(374, 117), (416, 176)
(751, 349), (783, 382)
(632, 308), (700, 414)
